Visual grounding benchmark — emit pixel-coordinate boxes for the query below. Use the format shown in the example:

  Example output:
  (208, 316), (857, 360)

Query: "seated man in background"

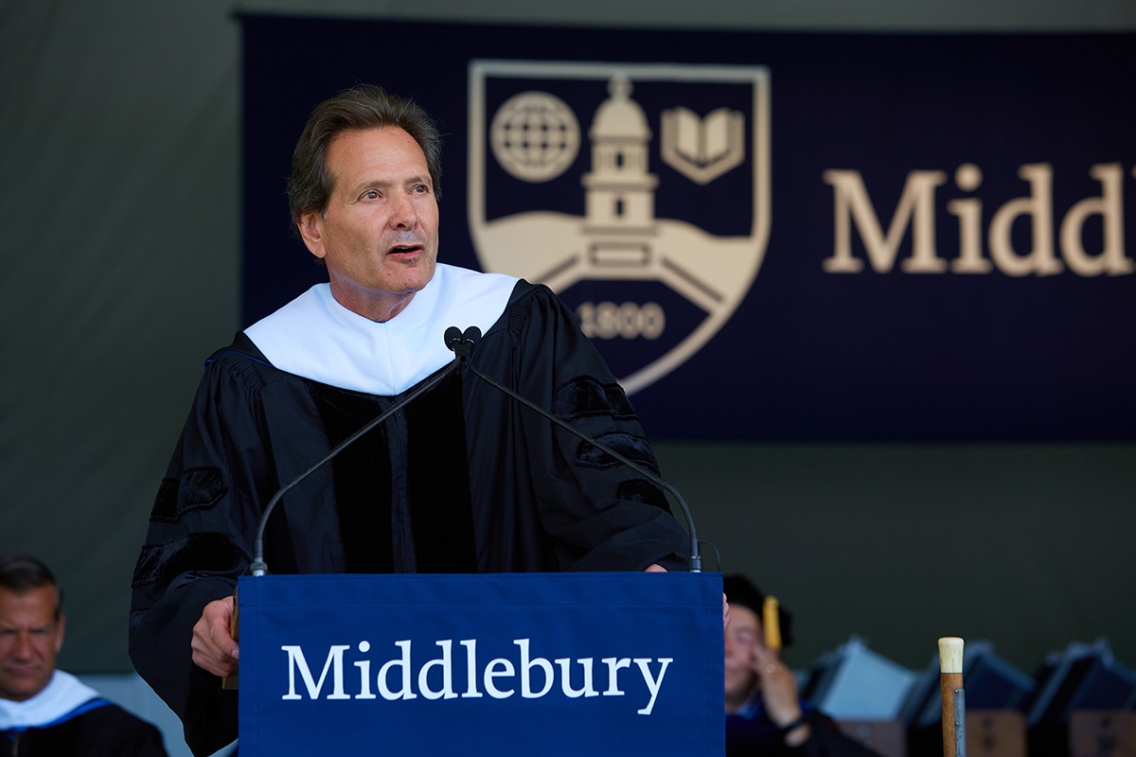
(0, 555), (168, 756)
(724, 575), (880, 757)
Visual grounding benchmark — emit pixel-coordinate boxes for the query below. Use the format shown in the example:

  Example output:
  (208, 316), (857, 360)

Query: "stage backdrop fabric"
(241, 15), (1136, 441)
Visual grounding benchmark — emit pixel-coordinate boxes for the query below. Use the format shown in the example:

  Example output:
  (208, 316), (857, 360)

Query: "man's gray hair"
(287, 84), (443, 228)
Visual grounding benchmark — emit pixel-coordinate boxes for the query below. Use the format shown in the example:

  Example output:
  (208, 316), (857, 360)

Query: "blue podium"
(237, 571), (724, 755)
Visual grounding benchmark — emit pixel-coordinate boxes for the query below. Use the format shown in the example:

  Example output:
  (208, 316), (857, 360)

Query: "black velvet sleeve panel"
(470, 281), (689, 572)
(727, 709), (886, 757)
(128, 333), (281, 757)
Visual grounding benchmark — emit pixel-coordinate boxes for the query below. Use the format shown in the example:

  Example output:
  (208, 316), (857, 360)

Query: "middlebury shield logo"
(468, 61), (770, 394)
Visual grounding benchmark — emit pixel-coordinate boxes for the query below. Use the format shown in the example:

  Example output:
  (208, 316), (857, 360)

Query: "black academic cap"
(723, 574), (794, 648)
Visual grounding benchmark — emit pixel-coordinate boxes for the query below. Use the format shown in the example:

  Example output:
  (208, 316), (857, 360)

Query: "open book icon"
(661, 106), (745, 184)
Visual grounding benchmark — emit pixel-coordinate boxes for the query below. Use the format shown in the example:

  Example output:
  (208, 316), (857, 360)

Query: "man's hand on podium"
(192, 595), (240, 678)
(644, 563), (731, 629)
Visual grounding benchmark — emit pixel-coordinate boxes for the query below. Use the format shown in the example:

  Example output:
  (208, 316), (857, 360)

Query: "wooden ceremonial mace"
(939, 637), (966, 757)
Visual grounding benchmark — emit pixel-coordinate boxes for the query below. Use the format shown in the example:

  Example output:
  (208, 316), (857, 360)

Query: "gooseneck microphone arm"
(249, 359), (462, 576)
(445, 326), (702, 572)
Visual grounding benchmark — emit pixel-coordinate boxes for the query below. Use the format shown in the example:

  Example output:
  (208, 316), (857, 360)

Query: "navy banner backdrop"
(241, 16), (1136, 440)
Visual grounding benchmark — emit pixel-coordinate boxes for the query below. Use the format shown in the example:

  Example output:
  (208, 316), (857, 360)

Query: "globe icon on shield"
(490, 91), (581, 182)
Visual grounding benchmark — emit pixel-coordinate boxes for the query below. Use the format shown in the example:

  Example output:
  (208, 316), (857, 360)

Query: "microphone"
(248, 356), (462, 576)
(444, 326), (702, 572)
(444, 325), (480, 358)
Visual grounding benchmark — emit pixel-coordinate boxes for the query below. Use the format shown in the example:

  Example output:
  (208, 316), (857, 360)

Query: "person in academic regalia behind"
(725, 575), (882, 756)
(128, 84), (691, 757)
(0, 555), (168, 756)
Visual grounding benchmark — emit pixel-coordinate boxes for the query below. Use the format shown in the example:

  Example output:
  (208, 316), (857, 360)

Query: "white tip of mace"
(938, 637), (964, 674)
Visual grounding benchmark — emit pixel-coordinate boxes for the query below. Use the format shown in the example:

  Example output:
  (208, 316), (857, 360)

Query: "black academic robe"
(0, 703), (168, 757)
(128, 281), (689, 756)
(727, 709), (885, 757)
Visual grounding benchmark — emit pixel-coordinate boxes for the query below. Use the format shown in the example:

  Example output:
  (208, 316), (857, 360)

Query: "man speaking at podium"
(129, 85), (690, 756)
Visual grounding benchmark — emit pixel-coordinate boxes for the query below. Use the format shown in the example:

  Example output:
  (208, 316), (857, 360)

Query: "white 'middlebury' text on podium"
(280, 638), (674, 715)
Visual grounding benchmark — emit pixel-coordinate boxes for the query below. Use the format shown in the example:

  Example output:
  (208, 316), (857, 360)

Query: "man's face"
(724, 603), (764, 702)
(298, 126), (440, 321)
(0, 585), (65, 701)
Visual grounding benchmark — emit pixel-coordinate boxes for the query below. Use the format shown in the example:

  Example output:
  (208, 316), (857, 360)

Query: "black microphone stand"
(249, 326), (704, 575)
